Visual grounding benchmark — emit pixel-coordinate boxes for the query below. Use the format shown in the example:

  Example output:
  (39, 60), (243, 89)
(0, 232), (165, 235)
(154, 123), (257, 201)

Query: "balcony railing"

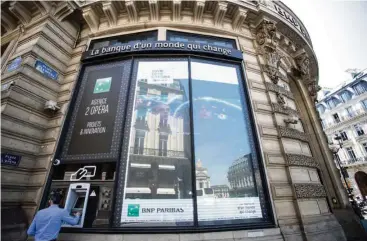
(344, 156), (367, 165)
(324, 108), (367, 129)
(130, 147), (185, 158)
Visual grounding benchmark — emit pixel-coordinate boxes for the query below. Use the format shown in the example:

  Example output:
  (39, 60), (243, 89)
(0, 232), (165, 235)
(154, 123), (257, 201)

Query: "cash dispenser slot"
(62, 183), (90, 228)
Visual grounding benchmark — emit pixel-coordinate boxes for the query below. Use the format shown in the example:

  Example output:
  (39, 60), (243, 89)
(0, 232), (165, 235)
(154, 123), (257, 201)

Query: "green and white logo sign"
(93, 77), (112, 94)
(127, 204), (140, 217)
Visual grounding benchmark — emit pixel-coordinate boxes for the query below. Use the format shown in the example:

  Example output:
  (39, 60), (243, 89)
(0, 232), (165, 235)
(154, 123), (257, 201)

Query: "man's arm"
(27, 214), (37, 236)
(61, 210), (81, 225)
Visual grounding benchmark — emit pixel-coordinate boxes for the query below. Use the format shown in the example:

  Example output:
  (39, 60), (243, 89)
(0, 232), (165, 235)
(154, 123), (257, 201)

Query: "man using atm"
(27, 192), (81, 241)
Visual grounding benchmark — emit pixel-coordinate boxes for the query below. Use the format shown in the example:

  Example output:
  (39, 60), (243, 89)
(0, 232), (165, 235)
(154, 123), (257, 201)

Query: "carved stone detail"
(286, 154), (320, 169)
(256, 20), (277, 49)
(102, 1), (118, 26)
(194, 0), (205, 23)
(1, 10), (17, 32)
(272, 103), (299, 116)
(295, 52), (310, 77)
(278, 126), (309, 142)
(82, 6), (100, 32)
(294, 183), (326, 198)
(262, 62), (281, 84)
(214, 2), (227, 26)
(9, 2), (31, 25)
(276, 92), (286, 109)
(232, 7), (247, 31)
(255, 20), (284, 84)
(306, 79), (321, 103)
(34, 1), (51, 15)
(54, 2), (77, 21)
(149, 0), (159, 21)
(172, 0), (181, 21)
(265, 82), (294, 99)
(125, 0), (138, 22)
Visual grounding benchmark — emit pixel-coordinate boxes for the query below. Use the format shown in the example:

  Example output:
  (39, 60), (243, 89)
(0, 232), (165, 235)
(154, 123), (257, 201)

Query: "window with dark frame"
(340, 91), (352, 103)
(339, 131), (348, 141)
(353, 82), (367, 95)
(346, 147), (356, 160)
(44, 32), (273, 231)
(333, 113), (340, 123)
(115, 58), (270, 228)
(327, 99), (337, 109)
(354, 125), (365, 136)
(363, 143), (367, 153)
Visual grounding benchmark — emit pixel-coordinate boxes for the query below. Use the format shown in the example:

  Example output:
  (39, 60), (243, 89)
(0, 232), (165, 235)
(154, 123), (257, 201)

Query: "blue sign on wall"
(35, 60), (58, 80)
(7, 56), (22, 72)
(1, 153), (22, 167)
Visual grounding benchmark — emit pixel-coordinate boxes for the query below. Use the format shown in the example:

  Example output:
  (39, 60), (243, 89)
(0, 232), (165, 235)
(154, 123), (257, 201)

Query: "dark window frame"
(333, 113), (340, 123)
(40, 52), (274, 233)
(339, 131), (348, 141)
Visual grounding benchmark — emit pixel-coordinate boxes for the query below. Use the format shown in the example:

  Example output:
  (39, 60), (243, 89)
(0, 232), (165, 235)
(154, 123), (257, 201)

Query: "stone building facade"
(317, 70), (367, 200)
(1, 1), (362, 241)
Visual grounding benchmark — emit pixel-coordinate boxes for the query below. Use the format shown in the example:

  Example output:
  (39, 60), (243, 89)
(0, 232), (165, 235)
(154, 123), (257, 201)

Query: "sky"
(281, 0), (367, 88)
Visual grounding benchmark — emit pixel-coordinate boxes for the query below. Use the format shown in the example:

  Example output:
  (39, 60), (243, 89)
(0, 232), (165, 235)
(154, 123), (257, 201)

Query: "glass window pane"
(120, 60), (194, 226)
(190, 60), (263, 225)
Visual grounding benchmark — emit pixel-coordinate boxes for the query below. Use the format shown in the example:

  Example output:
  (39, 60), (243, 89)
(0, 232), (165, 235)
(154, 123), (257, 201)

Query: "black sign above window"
(60, 60), (132, 162)
(82, 41), (243, 61)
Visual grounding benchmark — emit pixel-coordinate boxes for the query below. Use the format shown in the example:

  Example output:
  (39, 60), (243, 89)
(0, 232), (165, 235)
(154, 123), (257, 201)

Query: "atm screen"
(74, 196), (86, 209)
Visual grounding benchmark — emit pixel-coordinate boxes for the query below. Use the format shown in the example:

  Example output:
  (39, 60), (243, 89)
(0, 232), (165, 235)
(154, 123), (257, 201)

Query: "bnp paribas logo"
(93, 77), (112, 94)
(127, 204), (140, 217)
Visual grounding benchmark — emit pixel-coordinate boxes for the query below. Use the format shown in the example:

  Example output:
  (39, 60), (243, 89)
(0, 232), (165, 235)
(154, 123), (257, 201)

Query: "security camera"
(52, 159), (61, 166)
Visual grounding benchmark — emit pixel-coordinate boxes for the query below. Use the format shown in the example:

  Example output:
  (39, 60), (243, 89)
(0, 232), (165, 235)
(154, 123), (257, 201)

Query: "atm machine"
(62, 183), (91, 228)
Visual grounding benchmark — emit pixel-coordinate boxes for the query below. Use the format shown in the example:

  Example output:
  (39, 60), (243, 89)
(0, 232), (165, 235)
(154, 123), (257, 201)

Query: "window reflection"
(121, 60), (194, 226)
(89, 31), (157, 50)
(167, 31), (236, 49)
(191, 61), (262, 225)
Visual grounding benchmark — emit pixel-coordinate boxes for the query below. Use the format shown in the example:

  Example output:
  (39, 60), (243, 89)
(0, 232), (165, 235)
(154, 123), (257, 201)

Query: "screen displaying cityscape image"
(119, 59), (264, 227)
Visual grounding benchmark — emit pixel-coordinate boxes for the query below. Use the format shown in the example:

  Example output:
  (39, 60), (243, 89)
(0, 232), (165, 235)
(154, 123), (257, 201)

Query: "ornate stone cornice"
(9, 1), (31, 26)
(214, 2), (227, 26)
(232, 7), (247, 31)
(265, 82), (294, 99)
(33, 1), (52, 16)
(294, 183), (326, 198)
(1, 10), (17, 32)
(149, 0), (159, 21)
(194, 0), (205, 23)
(82, 5), (99, 32)
(286, 154), (320, 169)
(54, 2), (77, 21)
(125, 0), (138, 23)
(102, 1), (118, 26)
(278, 126), (309, 142)
(172, 0), (181, 21)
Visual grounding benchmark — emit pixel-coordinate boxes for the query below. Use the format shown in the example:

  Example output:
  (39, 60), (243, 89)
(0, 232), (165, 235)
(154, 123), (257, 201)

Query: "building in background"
(317, 69), (367, 199)
(227, 154), (256, 197)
